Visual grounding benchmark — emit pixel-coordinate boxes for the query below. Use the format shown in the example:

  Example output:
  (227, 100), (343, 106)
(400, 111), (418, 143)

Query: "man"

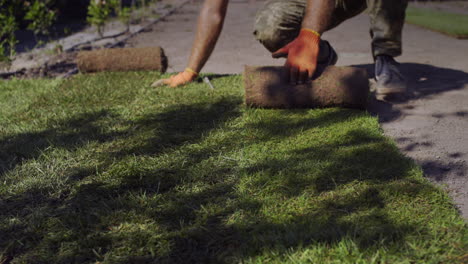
(153, 0), (408, 95)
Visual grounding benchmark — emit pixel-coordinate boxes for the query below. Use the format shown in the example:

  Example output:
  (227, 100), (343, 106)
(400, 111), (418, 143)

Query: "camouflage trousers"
(253, 0), (408, 57)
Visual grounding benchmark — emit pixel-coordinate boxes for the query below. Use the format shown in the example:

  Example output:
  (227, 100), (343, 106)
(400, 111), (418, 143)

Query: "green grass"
(406, 6), (468, 39)
(0, 72), (466, 263)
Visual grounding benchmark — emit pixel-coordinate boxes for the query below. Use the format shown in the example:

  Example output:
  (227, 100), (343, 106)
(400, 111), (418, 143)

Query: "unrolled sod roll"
(77, 47), (168, 73)
(244, 65), (369, 109)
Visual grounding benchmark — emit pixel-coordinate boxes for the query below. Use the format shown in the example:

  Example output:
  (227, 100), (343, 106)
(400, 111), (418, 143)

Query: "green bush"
(0, 0), (162, 62)
(25, 0), (57, 38)
(86, 0), (117, 38)
(86, 0), (160, 37)
(0, 0), (57, 62)
(0, 1), (18, 62)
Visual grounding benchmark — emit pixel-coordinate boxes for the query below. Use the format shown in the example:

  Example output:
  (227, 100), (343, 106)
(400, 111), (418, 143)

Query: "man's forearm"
(301, 0), (335, 34)
(187, 0), (229, 73)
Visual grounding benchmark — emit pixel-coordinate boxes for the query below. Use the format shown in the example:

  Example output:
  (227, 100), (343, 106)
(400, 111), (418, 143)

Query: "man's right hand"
(272, 29), (321, 84)
(151, 68), (198, 88)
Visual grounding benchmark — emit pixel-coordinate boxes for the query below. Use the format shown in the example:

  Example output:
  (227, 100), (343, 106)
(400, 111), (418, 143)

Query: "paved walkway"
(126, 0), (468, 218)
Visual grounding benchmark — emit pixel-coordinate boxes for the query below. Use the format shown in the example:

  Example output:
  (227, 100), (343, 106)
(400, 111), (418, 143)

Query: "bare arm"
(187, 0), (229, 73)
(302, 0), (335, 34)
(152, 0), (228, 87)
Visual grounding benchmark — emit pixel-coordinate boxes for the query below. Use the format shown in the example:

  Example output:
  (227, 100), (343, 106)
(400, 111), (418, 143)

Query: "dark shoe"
(314, 40), (338, 79)
(375, 55), (407, 95)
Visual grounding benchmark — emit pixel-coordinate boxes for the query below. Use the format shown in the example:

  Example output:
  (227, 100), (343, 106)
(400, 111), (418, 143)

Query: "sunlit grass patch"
(0, 72), (466, 263)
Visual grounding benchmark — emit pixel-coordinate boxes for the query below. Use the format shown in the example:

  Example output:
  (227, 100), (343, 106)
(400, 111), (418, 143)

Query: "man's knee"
(253, 0), (304, 52)
(254, 24), (292, 53)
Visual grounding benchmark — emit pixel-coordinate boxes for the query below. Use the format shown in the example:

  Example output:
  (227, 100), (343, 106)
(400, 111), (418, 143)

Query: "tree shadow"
(113, 97), (242, 157)
(0, 96), (245, 262)
(131, 110), (429, 263)
(0, 110), (124, 179)
(0, 95), (448, 262)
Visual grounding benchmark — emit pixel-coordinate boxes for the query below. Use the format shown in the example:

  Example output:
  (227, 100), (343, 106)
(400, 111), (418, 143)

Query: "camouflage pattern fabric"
(254, 0), (408, 57)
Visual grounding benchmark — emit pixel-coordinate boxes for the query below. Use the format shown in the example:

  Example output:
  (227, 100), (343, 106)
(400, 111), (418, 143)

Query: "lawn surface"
(0, 72), (467, 263)
(406, 6), (468, 39)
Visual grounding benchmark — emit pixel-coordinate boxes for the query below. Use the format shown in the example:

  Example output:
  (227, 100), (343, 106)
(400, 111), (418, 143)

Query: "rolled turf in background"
(77, 47), (168, 73)
(244, 65), (369, 109)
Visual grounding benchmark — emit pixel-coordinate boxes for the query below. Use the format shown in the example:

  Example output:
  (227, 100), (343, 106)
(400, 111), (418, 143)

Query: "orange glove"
(272, 28), (321, 84)
(151, 68), (198, 88)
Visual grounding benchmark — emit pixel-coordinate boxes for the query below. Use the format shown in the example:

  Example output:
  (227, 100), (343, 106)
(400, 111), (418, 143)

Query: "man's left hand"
(151, 69), (198, 88)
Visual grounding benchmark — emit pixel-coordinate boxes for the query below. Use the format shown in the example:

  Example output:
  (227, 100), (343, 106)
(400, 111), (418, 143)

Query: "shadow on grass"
(0, 95), (442, 263)
(114, 98), (242, 157)
(0, 110), (124, 178)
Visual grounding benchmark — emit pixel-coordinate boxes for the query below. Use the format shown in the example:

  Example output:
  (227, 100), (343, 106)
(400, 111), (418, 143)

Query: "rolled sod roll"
(77, 47), (168, 73)
(244, 65), (369, 109)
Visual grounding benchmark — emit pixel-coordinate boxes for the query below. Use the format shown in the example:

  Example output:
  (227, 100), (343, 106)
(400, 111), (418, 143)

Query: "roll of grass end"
(244, 65), (369, 109)
(77, 47), (168, 73)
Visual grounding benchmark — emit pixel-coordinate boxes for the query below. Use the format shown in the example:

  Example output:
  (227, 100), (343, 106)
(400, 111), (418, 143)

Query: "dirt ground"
(125, 0), (468, 218)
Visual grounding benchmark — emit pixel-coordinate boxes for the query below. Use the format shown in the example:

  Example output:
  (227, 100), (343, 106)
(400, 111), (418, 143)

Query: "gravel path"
(126, 0), (468, 218)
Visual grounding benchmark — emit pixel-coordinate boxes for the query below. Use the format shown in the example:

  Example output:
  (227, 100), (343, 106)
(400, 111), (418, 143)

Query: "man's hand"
(151, 68), (198, 88)
(272, 29), (321, 84)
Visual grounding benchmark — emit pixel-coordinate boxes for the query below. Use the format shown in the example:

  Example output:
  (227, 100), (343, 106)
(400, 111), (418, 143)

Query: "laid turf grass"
(0, 72), (466, 263)
(406, 6), (468, 39)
